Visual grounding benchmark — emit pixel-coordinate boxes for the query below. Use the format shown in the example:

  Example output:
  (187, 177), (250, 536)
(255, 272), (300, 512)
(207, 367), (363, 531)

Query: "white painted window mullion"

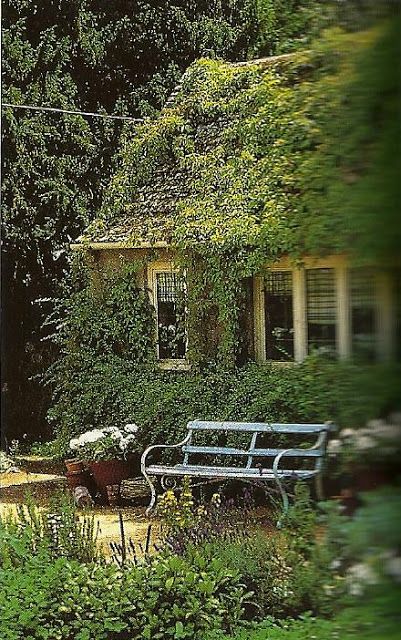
(336, 265), (350, 359)
(293, 268), (307, 362)
(253, 276), (266, 363)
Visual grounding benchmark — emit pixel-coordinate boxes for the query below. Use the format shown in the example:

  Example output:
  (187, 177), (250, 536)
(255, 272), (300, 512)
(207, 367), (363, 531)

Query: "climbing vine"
(45, 19), (400, 447)
(87, 22), (399, 367)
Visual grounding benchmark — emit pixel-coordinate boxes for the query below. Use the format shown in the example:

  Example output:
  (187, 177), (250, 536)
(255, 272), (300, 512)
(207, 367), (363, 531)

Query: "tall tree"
(1, 0), (260, 444)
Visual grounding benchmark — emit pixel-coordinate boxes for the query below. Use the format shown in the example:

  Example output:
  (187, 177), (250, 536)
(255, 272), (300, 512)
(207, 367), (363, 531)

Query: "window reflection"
(156, 272), (186, 360)
(350, 268), (376, 362)
(264, 271), (294, 361)
(306, 268), (336, 355)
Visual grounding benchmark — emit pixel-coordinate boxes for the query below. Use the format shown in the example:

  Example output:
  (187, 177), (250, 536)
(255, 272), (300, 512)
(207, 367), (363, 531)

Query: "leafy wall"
(46, 19), (401, 449)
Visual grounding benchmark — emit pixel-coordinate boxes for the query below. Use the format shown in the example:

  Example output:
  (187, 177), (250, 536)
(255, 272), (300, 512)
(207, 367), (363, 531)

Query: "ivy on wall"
(87, 22), (399, 367)
(46, 19), (401, 447)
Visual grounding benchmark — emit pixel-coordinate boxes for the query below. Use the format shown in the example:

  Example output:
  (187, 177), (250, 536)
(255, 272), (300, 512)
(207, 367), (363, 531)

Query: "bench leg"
(315, 473), (324, 502)
(274, 476), (289, 528)
(143, 471), (157, 516)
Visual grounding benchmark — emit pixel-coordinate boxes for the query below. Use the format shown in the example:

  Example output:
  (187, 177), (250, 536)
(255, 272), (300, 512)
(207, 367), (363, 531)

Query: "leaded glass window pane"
(156, 272), (186, 360)
(264, 271), (294, 361)
(350, 268), (376, 361)
(306, 268), (336, 355)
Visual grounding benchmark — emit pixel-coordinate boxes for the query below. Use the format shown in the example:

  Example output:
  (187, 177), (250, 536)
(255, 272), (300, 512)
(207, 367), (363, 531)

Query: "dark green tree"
(1, 0), (260, 444)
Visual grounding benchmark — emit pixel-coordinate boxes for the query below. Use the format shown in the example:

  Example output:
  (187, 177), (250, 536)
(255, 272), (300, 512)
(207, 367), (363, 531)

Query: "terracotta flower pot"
(89, 459), (132, 503)
(65, 458), (85, 474)
(66, 469), (90, 491)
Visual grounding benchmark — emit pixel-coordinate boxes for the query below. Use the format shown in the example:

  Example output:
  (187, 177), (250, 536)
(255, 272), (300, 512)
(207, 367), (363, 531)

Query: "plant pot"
(106, 484), (121, 507)
(65, 458), (85, 474)
(89, 459), (132, 503)
(66, 469), (90, 491)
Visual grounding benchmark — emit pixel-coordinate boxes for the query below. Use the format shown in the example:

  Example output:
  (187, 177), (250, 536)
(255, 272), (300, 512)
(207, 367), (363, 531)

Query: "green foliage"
(0, 545), (247, 640)
(197, 486), (346, 620)
(47, 317), (401, 446)
(0, 493), (100, 566)
(103, 24), (399, 264)
(345, 487), (401, 566)
(53, 258), (155, 362)
(205, 584), (401, 638)
(1, 0), (267, 443)
(92, 21), (400, 366)
(158, 477), (198, 532)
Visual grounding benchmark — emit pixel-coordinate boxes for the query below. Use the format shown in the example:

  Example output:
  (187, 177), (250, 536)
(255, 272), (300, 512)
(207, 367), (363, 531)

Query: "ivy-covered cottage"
(72, 27), (399, 377)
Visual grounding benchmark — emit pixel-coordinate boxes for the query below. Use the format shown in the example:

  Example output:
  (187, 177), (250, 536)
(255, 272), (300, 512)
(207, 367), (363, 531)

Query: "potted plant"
(68, 424), (140, 502)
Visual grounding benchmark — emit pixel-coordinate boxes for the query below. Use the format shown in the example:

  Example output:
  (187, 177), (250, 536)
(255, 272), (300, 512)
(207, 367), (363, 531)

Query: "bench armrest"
(272, 431), (327, 477)
(141, 433), (191, 475)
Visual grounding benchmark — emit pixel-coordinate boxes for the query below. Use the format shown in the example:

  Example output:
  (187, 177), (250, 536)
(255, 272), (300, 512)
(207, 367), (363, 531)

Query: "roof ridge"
(233, 51), (302, 67)
(162, 52), (303, 110)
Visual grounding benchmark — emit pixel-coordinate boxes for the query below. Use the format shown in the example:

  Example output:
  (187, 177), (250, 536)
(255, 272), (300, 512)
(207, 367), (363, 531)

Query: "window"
(350, 268), (377, 361)
(254, 259), (394, 364)
(264, 271), (294, 361)
(148, 265), (187, 364)
(306, 268), (336, 355)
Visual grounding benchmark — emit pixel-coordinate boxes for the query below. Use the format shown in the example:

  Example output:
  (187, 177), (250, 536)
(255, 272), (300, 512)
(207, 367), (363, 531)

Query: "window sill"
(157, 359), (191, 372)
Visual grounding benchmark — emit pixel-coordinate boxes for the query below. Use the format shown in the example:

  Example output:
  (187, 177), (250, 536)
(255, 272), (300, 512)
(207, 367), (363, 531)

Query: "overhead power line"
(1, 102), (142, 122)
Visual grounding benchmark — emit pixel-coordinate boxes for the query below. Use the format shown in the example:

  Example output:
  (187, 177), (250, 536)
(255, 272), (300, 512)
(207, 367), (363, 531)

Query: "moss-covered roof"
(80, 24), (398, 264)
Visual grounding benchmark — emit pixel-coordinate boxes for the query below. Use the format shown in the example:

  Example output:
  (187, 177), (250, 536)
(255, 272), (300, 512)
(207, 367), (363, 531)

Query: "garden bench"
(141, 420), (335, 515)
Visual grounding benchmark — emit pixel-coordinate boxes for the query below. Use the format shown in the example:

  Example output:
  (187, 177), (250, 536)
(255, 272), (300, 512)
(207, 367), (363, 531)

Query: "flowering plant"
(327, 414), (401, 473)
(69, 424), (139, 461)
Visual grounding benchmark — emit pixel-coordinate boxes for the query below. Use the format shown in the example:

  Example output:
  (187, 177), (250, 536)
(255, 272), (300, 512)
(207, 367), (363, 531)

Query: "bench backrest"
(182, 420), (334, 470)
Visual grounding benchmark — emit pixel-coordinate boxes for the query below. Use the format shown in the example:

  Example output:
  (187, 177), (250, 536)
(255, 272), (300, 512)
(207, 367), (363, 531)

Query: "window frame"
(147, 261), (190, 371)
(254, 256), (394, 364)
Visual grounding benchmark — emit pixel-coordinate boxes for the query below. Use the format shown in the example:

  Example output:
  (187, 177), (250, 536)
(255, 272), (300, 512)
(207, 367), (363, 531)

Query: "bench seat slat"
(147, 464), (318, 479)
(188, 421), (330, 434)
(182, 445), (323, 457)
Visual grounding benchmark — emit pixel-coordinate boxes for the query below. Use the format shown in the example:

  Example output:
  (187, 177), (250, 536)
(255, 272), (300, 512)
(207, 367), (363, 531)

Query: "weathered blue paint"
(141, 420), (335, 515)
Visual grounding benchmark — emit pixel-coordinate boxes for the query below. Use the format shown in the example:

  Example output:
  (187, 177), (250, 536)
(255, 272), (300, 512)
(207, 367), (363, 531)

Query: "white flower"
(366, 419), (385, 430)
(110, 430), (123, 441)
(354, 435), (376, 451)
(125, 423), (139, 433)
(79, 429), (104, 444)
(374, 424), (401, 441)
(106, 426), (120, 434)
(346, 562), (377, 596)
(69, 438), (80, 450)
(385, 556), (401, 583)
(327, 439), (342, 456)
(340, 428), (356, 439)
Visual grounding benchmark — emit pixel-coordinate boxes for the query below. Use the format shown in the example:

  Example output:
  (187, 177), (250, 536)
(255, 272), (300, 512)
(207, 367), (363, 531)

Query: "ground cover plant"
(205, 485), (401, 639)
(1, 477), (400, 638)
(0, 493), (249, 639)
(157, 481), (348, 619)
(0, 493), (100, 566)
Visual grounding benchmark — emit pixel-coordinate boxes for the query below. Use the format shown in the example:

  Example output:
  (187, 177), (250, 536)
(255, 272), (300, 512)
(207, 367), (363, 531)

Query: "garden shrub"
(45, 350), (401, 457)
(0, 493), (100, 566)
(156, 480), (346, 619)
(205, 584), (401, 639)
(0, 547), (248, 640)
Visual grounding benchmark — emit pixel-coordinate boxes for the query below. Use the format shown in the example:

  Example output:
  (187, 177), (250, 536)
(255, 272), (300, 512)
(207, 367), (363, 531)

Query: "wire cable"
(1, 102), (142, 122)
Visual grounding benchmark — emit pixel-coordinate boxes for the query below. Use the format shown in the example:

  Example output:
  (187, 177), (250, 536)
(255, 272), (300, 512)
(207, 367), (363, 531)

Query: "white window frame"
(254, 256), (395, 364)
(147, 261), (190, 371)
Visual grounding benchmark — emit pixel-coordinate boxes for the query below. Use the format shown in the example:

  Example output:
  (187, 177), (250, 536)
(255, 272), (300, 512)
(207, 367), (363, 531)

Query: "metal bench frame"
(141, 420), (335, 515)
